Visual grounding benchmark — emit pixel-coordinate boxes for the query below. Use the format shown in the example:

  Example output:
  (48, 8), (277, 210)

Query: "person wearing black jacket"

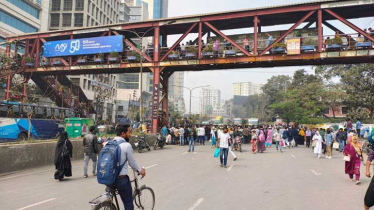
(83, 126), (99, 178)
(54, 132), (73, 181)
(184, 126), (190, 147)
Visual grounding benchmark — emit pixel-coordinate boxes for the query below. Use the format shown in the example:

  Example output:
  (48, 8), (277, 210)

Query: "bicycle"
(90, 170), (155, 210)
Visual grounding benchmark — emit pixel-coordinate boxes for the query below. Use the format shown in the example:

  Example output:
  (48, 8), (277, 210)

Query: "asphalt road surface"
(0, 143), (371, 210)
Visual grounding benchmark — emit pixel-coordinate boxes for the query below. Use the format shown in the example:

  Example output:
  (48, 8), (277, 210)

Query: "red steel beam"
(35, 39), (40, 66)
(201, 5), (320, 22)
(303, 21), (315, 29)
(29, 40), (37, 57)
(161, 23), (197, 61)
(123, 39), (152, 62)
(69, 35), (73, 66)
(318, 10), (323, 52)
(254, 16), (258, 56)
(154, 27), (160, 62)
(198, 22), (202, 59)
(204, 22), (251, 57)
(324, 9), (374, 43)
(260, 10), (316, 56)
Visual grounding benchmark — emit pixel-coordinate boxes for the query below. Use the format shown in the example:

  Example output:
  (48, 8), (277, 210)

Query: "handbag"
(214, 148), (220, 158)
(281, 141), (284, 147)
(312, 140), (317, 147)
(343, 156), (350, 162)
(61, 140), (70, 158)
(333, 142), (340, 149)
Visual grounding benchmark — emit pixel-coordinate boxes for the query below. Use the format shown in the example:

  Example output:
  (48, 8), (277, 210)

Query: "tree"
(261, 75), (292, 104)
(323, 84), (347, 118)
(316, 64), (374, 122)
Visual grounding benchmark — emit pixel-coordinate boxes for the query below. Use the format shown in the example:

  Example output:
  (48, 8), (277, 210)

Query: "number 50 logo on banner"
(287, 38), (301, 55)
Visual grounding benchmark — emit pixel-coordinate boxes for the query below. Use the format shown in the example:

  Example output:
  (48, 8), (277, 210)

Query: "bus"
(247, 118), (259, 126)
(0, 101), (75, 142)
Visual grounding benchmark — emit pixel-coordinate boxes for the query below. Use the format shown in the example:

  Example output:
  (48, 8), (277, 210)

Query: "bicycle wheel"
(93, 201), (117, 210)
(133, 187), (155, 210)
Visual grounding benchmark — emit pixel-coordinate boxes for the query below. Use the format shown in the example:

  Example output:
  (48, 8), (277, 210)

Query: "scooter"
(134, 131), (151, 153)
(233, 136), (242, 153)
(154, 133), (165, 150)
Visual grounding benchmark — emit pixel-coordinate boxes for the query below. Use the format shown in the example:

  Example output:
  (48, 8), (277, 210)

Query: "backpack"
(282, 131), (288, 139)
(97, 139), (126, 186)
(342, 132), (347, 141)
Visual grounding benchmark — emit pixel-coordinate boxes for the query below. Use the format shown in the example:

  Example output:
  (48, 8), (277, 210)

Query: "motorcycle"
(134, 132), (151, 153)
(233, 136), (242, 153)
(154, 133), (165, 150)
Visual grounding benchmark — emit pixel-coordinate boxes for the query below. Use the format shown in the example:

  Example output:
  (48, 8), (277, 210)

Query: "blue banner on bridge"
(43, 35), (123, 58)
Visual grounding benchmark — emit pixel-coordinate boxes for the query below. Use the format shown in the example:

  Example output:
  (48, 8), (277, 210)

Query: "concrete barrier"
(0, 134), (157, 175)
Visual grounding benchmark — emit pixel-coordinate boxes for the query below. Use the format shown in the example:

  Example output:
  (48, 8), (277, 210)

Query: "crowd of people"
(52, 120), (374, 209)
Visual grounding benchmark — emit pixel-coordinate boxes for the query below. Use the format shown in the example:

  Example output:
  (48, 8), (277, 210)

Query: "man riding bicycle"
(113, 125), (146, 210)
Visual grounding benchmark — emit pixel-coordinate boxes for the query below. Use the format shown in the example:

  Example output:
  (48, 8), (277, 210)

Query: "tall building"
(168, 72), (185, 114)
(48, 0), (119, 30)
(48, 0), (120, 123)
(200, 88), (221, 116)
(233, 82), (263, 96)
(141, 0), (168, 19)
(0, 0), (49, 48)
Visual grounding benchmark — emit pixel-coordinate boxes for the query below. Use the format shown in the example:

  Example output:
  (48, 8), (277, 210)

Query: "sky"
(167, 0), (374, 114)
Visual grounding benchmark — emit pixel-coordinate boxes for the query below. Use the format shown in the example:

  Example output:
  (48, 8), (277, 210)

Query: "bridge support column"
(151, 26), (160, 133)
(161, 73), (169, 127)
(254, 16), (258, 56)
(318, 10), (323, 53)
(151, 67), (160, 133)
(198, 22), (202, 59)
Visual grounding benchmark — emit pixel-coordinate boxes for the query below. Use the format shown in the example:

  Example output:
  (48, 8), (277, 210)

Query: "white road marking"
(188, 198), (204, 210)
(145, 164), (158, 169)
(183, 152), (188, 155)
(16, 198), (56, 210)
(227, 165), (234, 171)
(291, 154), (296, 158)
(310, 169), (322, 176)
(0, 163), (81, 181)
(194, 152), (197, 154)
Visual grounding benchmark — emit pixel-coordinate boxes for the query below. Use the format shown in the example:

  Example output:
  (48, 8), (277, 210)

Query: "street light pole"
(173, 85), (209, 116)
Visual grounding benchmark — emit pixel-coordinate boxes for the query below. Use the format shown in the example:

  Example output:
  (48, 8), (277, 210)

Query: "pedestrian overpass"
(2, 0), (374, 132)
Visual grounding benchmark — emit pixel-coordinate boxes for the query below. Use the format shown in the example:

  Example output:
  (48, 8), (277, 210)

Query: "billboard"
(43, 35), (123, 58)
(287, 38), (301, 55)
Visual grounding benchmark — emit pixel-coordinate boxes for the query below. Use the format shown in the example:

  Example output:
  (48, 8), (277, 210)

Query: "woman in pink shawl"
(265, 128), (273, 148)
(257, 130), (266, 153)
(344, 136), (364, 185)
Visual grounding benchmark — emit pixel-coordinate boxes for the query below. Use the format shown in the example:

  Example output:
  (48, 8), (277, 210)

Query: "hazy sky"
(167, 0), (374, 114)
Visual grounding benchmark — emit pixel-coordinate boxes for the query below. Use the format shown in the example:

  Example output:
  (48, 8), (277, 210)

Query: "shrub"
(273, 42), (286, 49)
(24, 55), (34, 63)
(202, 44), (214, 53)
(186, 46), (196, 54)
(109, 52), (119, 57)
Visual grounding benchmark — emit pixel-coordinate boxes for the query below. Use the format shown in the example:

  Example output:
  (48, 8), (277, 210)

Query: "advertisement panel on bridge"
(43, 35), (123, 58)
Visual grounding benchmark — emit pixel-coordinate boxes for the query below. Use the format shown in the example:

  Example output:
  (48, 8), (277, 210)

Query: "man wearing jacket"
(83, 126), (99, 178)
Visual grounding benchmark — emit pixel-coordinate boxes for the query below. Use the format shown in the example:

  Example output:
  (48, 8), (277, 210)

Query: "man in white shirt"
(218, 127), (232, 168)
(198, 125), (205, 145)
(179, 126), (185, 146)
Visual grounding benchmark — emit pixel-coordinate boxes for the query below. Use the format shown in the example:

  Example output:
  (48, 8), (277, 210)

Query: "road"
(0, 143), (371, 210)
